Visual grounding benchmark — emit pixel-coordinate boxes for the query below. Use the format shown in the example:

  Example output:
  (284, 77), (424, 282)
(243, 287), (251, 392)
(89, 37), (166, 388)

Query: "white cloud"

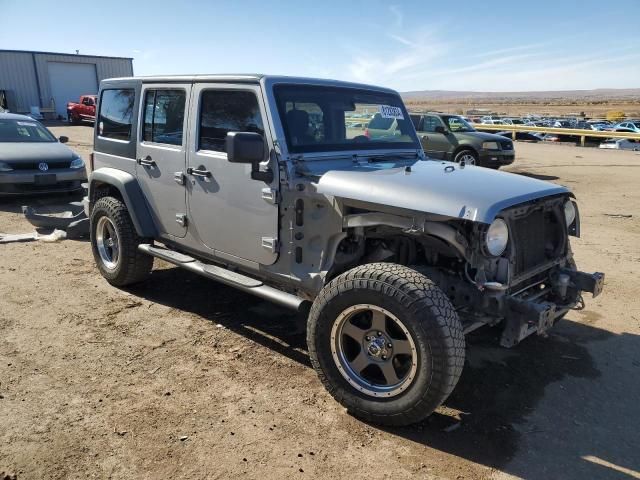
(387, 34), (416, 47)
(389, 5), (403, 28)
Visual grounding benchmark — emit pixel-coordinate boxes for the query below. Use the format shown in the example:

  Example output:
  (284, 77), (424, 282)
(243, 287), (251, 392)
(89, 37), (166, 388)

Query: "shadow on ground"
(0, 192), (84, 214)
(130, 266), (640, 479)
(512, 170), (560, 181)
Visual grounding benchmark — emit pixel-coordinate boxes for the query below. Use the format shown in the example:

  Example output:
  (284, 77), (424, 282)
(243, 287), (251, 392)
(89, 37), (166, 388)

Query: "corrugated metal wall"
(0, 51), (40, 113)
(0, 50), (133, 113)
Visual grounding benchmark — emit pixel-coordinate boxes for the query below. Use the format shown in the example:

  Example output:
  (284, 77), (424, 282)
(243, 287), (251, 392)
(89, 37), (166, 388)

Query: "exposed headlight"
(564, 200), (576, 227)
(482, 141), (500, 150)
(486, 218), (509, 256)
(70, 156), (85, 169)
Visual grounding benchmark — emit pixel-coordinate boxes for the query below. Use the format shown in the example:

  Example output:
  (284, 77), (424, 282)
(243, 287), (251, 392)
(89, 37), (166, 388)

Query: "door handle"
(187, 167), (212, 178)
(137, 155), (155, 167)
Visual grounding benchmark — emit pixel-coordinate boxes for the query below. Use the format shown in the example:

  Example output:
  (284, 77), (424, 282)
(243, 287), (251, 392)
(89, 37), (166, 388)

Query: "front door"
(186, 84), (279, 265)
(136, 84), (191, 238)
(418, 115), (453, 159)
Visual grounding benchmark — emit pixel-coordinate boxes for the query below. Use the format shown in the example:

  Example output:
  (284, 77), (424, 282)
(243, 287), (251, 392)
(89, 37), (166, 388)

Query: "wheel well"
(327, 224), (468, 284)
(89, 180), (123, 207)
(452, 146), (478, 159)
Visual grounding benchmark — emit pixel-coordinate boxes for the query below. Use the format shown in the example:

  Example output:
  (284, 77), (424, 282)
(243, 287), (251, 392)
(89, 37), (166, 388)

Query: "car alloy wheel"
(330, 304), (418, 398)
(457, 152), (476, 165)
(95, 216), (120, 270)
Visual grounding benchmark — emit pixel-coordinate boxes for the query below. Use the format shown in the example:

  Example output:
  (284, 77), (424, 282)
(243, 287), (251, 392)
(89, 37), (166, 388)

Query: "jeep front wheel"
(90, 196), (153, 286)
(307, 263), (465, 426)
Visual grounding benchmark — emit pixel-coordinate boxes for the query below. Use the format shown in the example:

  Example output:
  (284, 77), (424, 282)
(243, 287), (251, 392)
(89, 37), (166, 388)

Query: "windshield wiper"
(354, 152), (420, 163)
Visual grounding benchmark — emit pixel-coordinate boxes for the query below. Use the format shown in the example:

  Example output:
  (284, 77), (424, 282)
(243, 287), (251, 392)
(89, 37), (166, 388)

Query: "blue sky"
(1, 0), (639, 92)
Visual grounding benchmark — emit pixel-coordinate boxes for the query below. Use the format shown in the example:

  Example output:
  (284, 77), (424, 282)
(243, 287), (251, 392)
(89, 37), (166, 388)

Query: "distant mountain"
(401, 88), (640, 101)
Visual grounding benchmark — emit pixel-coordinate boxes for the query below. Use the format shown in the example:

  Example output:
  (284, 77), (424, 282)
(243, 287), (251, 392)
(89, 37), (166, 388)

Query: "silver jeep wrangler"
(87, 75), (604, 426)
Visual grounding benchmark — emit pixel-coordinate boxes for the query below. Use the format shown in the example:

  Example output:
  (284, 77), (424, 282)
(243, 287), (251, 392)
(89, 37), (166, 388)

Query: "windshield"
(0, 118), (57, 143)
(441, 115), (475, 132)
(273, 85), (419, 153)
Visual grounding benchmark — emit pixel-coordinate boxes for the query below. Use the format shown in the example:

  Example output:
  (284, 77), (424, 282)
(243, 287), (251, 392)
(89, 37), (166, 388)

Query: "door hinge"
(176, 214), (188, 227)
(261, 187), (279, 204)
(174, 171), (185, 185)
(261, 236), (279, 253)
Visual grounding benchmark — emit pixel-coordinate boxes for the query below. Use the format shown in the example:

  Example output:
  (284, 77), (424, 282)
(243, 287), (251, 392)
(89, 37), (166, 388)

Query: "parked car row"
(474, 115), (640, 133)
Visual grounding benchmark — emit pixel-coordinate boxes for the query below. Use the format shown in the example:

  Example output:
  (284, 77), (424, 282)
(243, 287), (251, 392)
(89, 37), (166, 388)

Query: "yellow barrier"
(473, 123), (640, 146)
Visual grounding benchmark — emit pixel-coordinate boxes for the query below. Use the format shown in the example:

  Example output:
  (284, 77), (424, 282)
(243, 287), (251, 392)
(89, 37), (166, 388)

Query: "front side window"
(443, 115), (475, 132)
(198, 90), (265, 153)
(98, 89), (135, 141)
(274, 85), (419, 154)
(422, 115), (443, 133)
(143, 89), (186, 146)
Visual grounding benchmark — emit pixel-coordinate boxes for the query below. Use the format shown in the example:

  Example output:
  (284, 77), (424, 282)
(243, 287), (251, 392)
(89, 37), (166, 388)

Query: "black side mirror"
(434, 125), (447, 134)
(59, 136), (69, 143)
(226, 132), (273, 183)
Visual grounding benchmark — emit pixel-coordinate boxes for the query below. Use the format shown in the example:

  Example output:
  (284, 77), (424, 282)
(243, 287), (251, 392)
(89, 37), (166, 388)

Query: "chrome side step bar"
(138, 244), (306, 311)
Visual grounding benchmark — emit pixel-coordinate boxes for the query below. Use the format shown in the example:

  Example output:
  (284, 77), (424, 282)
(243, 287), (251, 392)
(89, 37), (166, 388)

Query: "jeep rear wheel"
(307, 263), (465, 426)
(90, 196), (153, 286)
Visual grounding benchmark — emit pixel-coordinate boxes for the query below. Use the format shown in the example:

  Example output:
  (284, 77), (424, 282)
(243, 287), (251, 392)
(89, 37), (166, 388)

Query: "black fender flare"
(89, 168), (157, 238)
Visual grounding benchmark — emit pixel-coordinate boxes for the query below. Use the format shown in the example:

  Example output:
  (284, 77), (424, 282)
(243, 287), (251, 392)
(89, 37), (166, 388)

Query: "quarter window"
(98, 89), (135, 141)
(143, 89), (186, 146)
(198, 90), (265, 153)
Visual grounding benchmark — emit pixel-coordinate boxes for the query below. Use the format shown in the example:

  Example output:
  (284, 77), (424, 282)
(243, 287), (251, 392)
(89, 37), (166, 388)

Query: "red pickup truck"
(67, 95), (97, 124)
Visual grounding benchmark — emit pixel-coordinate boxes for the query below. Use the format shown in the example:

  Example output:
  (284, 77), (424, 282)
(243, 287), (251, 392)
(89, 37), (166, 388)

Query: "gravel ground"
(1, 124), (639, 479)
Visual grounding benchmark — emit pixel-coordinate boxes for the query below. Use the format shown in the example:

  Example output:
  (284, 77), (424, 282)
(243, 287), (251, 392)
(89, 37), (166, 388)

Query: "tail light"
(364, 128), (370, 138)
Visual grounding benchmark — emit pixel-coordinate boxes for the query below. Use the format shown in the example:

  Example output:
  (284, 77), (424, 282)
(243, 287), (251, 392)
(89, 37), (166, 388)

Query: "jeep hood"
(316, 160), (569, 223)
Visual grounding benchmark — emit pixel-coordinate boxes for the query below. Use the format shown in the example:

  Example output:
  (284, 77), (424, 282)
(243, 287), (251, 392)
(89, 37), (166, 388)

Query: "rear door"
(186, 83), (279, 265)
(136, 84), (191, 238)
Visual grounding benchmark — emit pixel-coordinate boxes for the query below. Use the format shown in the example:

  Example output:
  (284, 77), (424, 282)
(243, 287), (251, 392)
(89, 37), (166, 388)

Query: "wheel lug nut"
(365, 336), (371, 341)
(387, 343), (392, 348)
(377, 331), (382, 336)
(381, 355), (387, 360)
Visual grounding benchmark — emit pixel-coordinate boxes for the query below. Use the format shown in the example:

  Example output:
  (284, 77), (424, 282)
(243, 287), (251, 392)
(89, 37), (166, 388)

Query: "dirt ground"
(1, 124), (639, 480)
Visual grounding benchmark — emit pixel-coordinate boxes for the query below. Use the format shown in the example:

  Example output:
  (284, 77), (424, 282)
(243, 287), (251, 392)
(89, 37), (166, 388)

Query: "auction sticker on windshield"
(379, 105), (404, 120)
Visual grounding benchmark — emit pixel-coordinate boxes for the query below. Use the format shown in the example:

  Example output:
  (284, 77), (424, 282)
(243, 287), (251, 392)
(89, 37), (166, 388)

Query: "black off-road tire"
(307, 263), (465, 426)
(90, 196), (153, 286)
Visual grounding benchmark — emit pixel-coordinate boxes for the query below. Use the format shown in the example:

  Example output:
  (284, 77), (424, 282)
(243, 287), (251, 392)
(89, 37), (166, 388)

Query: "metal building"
(0, 49), (133, 118)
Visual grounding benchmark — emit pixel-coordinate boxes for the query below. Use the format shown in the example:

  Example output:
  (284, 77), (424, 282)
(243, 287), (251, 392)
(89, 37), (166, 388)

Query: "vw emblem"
(38, 162), (49, 172)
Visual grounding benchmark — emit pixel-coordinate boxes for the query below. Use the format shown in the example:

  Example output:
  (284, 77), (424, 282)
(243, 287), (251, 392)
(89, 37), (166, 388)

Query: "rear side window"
(199, 90), (265, 153)
(143, 89), (186, 146)
(98, 89), (135, 141)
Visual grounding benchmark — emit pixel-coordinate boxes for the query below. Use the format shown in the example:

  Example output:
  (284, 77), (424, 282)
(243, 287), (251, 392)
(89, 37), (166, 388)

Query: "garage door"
(48, 62), (98, 118)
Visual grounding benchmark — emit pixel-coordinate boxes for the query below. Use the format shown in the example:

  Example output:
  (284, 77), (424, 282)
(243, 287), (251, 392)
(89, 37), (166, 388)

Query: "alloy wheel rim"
(95, 216), (120, 270)
(458, 153), (476, 165)
(330, 304), (418, 398)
